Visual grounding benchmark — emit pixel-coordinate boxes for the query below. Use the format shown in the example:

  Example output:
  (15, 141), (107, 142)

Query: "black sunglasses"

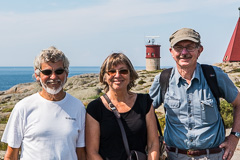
(107, 69), (129, 76)
(39, 68), (65, 76)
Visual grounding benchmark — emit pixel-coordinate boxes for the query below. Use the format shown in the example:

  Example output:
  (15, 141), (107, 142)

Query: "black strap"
(102, 94), (131, 157)
(201, 64), (222, 110)
(159, 68), (173, 104)
(159, 65), (222, 110)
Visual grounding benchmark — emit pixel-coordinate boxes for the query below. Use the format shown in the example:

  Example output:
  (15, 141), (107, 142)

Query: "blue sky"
(0, 0), (239, 67)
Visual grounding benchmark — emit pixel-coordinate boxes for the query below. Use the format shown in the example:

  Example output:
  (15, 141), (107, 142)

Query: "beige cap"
(169, 28), (201, 47)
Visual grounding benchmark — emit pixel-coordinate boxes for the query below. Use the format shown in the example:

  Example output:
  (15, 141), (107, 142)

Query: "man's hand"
(219, 134), (239, 160)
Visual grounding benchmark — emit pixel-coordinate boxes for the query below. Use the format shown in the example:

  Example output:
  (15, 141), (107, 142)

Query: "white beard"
(40, 78), (66, 95)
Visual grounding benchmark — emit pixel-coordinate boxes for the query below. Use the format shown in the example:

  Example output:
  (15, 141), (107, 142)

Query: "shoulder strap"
(201, 64), (222, 111)
(102, 94), (131, 157)
(159, 68), (173, 103)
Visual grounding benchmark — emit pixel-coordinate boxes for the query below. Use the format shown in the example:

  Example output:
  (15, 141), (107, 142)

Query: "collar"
(173, 63), (201, 85)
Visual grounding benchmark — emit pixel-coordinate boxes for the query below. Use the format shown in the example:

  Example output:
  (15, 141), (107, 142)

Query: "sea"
(0, 66), (148, 91)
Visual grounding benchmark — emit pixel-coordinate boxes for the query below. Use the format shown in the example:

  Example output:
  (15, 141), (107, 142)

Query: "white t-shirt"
(1, 92), (86, 160)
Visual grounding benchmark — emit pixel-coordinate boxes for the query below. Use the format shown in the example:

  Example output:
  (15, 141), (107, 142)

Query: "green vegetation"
(0, 142), (8, 151)
(232, 68), (240, 73)
(235, 82), (240, 88)
(146, 70), (162, 74)
(1, 107), (13, 113)
(87, 92), (104, 100)
(156, 112), (165, 135)
(220, 99), (233, 128)
(138, 79), (146, 85)
(0, 116), (9, 124)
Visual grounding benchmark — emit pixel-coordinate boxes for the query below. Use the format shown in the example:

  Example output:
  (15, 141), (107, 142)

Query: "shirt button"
(188, 100), (191, 104)
(189, 127), (192, 130)
(190, 139), (193, 142)
(189, 114), (192, 117)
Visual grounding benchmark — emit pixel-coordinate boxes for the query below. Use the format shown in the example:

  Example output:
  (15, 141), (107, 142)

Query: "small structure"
(223, 7), (240, 62)
(145, 36), (160, 71)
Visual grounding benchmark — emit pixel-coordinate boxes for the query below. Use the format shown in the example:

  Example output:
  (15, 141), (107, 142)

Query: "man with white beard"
(1, 46), (86, 160)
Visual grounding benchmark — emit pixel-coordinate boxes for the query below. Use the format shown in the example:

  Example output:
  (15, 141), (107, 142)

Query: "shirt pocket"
(200, 99), (218, 124)
(164, 98), (181, 124)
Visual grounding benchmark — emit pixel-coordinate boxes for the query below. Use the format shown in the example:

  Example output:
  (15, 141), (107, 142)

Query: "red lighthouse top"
(145, 36), (160, 58)
(223, 8), (240, 62)
(146, 45), (160, 58)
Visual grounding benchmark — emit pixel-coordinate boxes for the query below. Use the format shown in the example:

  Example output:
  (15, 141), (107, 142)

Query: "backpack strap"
(159, 68), (173, 104)
(201, 64), (222, 111)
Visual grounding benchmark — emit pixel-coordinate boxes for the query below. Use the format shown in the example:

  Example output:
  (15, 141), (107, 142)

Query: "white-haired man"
(1, 46), (86, 160)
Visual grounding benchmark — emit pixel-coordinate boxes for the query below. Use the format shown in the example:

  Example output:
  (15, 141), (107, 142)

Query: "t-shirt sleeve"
(138, 94), (153, 114)
(86, 98), (102, 122)
(149, 74), (162, 109)
(1, 103), (24, 148)
(77, 104), (86, 148)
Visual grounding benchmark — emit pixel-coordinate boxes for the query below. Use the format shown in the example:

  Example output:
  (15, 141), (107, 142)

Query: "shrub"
(155, 112), (165, 135)
(1, 107), (13, 112)
(235, 82), (240, 88)
(220, 99), (233, 128)
(138, 79), (146, 85)
(232, 68), (240, 73)
(0, 142), (8, 151)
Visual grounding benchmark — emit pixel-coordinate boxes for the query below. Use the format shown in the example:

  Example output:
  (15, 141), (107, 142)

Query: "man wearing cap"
(149, 28), (240, 160)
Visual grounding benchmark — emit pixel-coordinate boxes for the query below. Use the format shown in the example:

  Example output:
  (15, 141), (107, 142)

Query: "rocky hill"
(0, 62), (240, 159)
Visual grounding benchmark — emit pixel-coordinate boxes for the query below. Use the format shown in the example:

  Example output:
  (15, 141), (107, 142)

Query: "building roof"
(223, 10), (240, 62)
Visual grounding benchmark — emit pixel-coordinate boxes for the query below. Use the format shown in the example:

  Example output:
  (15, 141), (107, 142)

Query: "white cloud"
(0, 0), (238, 66)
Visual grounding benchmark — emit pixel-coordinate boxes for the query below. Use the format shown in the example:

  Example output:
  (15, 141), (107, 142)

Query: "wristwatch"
(230, 131), (240, 138)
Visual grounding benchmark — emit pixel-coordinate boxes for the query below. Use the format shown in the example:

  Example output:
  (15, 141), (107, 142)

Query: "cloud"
(0, 0), (238, 66)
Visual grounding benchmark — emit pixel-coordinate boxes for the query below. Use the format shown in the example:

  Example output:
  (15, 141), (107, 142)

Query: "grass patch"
(1, 107), (13, 113)
(220, 100), (233, 128)
(146, 70), (162, 74)
(0, 142), (8, 151)
(0, 116), (9, 124)
(232, 68), (240, 73)
(235, 82), (240, 88)
(156, 112), (165, 135)
(138, 79), (146, 85)
(87, 92), (104, 100)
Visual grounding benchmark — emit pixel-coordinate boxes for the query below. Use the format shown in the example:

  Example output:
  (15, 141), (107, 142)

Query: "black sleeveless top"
(86, 93), (152, 160)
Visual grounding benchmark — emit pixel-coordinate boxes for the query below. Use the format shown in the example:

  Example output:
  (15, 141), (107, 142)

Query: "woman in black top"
(86, 53), (159, 160)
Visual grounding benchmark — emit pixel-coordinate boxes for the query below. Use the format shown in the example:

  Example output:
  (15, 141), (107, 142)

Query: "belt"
(167, 147), (222, 156)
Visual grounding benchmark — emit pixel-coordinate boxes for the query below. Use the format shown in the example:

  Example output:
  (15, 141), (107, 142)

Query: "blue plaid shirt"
(149, 63), (238, 149)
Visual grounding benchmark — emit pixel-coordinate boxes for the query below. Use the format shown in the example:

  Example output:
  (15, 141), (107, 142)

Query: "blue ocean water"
(0, 66), (147, 91)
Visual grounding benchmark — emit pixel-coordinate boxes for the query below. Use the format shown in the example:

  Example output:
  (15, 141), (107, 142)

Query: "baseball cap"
(169, 28), (201, 47)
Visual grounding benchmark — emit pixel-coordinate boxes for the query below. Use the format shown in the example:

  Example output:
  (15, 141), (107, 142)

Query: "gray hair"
(34, 46), (69, 75)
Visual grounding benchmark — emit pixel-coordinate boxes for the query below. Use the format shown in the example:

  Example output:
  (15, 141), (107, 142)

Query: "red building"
(145, 37), (161, 71)
(223, 8), (240, 62)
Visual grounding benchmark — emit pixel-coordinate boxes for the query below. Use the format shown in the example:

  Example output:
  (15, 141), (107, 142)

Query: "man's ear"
(169, 47), (174, 57)
(35, 69), (40, 81)
(197, 46), (204, 57)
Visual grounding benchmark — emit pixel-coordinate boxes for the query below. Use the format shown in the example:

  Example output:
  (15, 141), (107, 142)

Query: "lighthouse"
(145, 36), (160, 71)
(223, 7), (240, 62)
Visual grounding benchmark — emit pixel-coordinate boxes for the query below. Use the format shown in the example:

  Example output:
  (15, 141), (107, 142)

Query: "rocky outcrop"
(1, 62), (240, 159)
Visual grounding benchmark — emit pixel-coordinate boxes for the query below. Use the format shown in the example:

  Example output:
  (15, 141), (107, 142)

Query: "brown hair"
(100, 53), (138, 92)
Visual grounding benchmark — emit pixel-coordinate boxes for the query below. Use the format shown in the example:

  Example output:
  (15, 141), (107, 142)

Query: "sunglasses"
(39, 68), (65, 76)
(107, 69), (129, 76)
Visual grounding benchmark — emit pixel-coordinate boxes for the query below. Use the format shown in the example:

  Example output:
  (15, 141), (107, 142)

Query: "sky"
(0, 0), (239, 67)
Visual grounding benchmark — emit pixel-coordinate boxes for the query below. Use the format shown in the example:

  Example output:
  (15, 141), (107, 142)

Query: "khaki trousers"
(167, 149), (224, 160)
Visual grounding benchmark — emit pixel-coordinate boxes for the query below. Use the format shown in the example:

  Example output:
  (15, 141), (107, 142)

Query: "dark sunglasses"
(107, 69), (129, 76)
(39, 68), (65, 76)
